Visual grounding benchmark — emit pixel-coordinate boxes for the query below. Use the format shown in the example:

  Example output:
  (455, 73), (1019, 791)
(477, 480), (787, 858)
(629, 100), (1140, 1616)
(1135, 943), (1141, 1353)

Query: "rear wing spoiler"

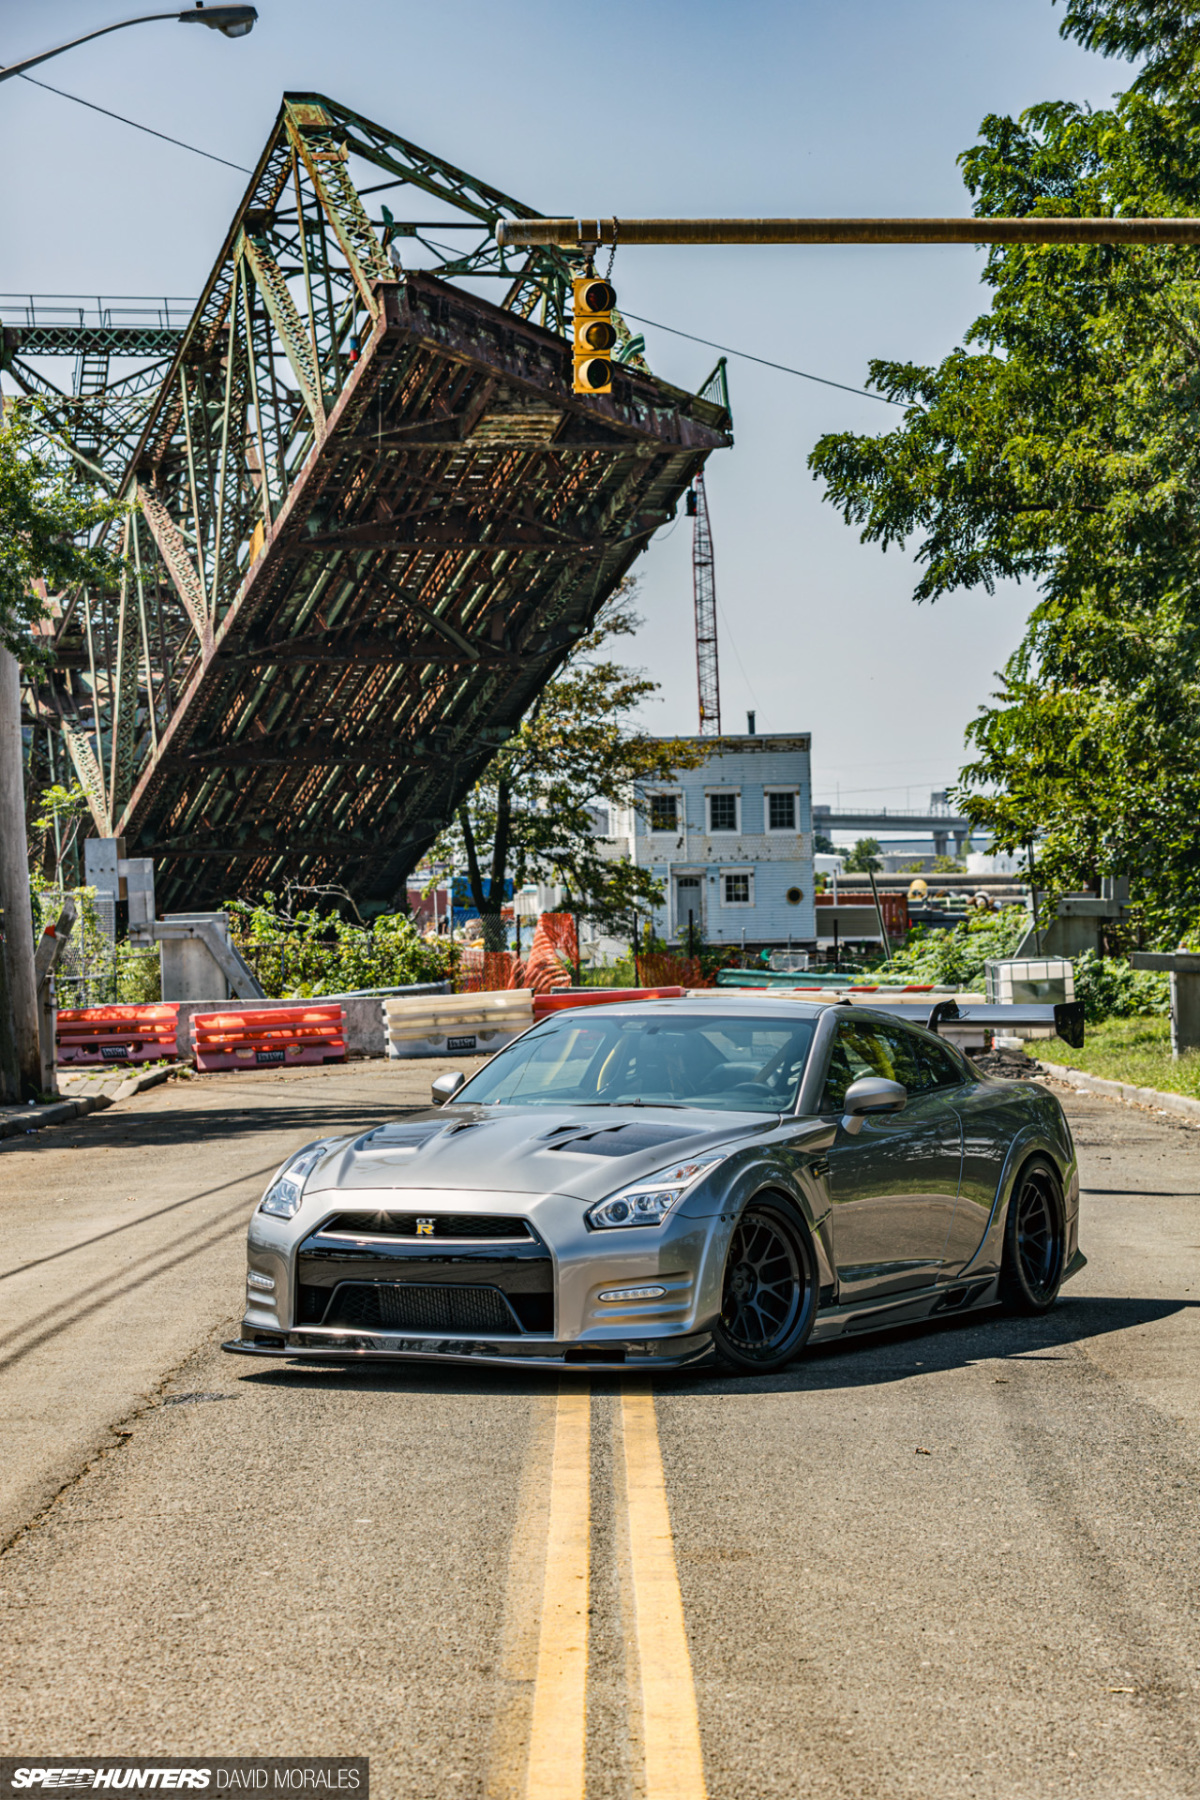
(859, 996), (1085, 1050)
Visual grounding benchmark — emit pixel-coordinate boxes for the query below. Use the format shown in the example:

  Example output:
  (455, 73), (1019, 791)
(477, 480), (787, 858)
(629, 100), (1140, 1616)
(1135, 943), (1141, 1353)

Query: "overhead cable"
(9, 85), (907, 409)
(619, 312), (908, 406)
(17, 72), (253, 173)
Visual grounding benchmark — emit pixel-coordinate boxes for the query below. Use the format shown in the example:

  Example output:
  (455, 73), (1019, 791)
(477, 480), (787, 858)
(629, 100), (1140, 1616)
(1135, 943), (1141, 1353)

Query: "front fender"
(679, 1137), (837, 1328)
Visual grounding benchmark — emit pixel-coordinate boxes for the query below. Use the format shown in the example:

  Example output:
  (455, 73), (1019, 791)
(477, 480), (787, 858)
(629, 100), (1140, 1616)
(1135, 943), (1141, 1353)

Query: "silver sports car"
(224, 995), (1085, 1374)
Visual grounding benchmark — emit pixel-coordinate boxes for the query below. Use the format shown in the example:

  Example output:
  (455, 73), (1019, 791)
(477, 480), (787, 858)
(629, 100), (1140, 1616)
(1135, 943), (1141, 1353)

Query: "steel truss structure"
(8, 94), (731, 910)
(690, 467), (721, 736)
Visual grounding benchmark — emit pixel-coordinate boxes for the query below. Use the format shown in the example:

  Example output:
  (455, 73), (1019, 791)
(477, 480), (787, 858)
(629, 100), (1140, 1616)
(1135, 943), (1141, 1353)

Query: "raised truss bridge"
(2, 93), (731, 911)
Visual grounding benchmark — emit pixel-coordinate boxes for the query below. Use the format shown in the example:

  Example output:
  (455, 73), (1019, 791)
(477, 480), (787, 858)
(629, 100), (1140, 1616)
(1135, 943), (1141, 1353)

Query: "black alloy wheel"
(998, 1157), (1065, 1315)
(713, 1197), (817, 1373)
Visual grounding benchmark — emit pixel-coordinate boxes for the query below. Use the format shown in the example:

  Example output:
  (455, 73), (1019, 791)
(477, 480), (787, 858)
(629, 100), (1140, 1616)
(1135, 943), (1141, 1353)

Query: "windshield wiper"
(571, 1099), (688, 1109)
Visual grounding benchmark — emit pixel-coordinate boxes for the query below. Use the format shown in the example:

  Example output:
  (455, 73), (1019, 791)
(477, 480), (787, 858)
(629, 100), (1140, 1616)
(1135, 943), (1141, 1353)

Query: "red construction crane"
(687, 471), (721, 736)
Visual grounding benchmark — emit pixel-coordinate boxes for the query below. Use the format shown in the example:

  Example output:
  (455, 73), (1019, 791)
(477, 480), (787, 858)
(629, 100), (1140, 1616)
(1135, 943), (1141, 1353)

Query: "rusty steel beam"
(497, 216), (1200, 248)
(220, 635), (507, 667)
(24, 95), (732, 912)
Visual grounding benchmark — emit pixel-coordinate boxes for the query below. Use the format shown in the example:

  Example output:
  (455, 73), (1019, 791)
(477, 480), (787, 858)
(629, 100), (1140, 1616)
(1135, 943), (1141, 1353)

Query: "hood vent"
(547, 1122), (699, 1158)
(354, 1122), (447, 1156)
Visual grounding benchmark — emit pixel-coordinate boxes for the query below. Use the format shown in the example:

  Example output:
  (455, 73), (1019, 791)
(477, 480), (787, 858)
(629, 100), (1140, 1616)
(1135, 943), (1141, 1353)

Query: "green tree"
(31, 780), (89, 885)
(842, 837), (883, 873)
(0, 400), (117, 658)
(807, 4), (1200, 942)
(432, 589), (705, 949)
(813, 832), (837, 855)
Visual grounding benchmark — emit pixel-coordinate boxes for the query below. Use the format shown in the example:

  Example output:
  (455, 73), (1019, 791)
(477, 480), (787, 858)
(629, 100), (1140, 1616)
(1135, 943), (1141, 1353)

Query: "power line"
(399, 238), (914, 410)
(17, 71), (253, 174)
(7, 82), (908, 409)
(620, 311), (908, 406)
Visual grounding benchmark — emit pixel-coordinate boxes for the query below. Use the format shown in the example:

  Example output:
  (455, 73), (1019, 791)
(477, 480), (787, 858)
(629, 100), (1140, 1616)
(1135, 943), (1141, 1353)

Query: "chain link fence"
(36, 887), (161, 1009)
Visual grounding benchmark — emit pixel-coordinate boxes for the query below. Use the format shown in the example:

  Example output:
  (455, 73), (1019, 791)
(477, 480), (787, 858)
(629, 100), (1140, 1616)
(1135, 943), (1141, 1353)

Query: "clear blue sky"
(0, 0), (1123, 812)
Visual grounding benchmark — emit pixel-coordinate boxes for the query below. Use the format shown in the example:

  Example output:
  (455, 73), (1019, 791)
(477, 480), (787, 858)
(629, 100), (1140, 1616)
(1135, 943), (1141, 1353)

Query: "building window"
(708, 791), (739, 833)
(722, 871), (754, 906)
(649, 793), (679, 833)
(766, 790), (796, 832)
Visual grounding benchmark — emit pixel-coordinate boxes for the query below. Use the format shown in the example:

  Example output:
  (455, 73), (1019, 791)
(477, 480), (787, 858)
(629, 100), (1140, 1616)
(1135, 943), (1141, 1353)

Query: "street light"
(0, 4), (258, 82)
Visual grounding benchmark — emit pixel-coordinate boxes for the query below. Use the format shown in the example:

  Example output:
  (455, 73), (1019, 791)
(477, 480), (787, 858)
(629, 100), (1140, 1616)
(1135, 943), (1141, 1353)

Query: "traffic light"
(573, 275), (617, 395)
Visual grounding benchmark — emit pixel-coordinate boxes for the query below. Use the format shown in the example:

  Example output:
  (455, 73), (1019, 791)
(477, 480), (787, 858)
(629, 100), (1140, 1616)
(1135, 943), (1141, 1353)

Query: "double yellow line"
(493, 1381), (708, 1800)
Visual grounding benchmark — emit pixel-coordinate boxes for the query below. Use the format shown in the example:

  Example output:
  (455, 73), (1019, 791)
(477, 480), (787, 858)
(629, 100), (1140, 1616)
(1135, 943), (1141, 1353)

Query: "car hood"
(304, 1104), (780, 1203)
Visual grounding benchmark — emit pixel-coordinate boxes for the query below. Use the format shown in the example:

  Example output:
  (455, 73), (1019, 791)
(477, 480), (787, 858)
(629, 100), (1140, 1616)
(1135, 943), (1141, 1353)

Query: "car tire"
(998, 1156), (1065, 1315)
(712, 1195), (817, 1373)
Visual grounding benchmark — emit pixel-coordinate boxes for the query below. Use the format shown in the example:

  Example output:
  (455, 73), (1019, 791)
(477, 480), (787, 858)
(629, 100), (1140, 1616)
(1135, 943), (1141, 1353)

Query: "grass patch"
(1028, 1015), (1200, 1099)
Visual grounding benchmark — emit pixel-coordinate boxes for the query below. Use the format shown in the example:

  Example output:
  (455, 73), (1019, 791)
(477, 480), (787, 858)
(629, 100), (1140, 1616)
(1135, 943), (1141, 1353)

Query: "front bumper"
(221, 1327), (715, 1371)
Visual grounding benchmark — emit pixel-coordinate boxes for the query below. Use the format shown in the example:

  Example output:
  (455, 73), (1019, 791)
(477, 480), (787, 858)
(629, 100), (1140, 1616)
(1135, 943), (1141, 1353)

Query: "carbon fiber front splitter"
(221, 1329), (715, 1372)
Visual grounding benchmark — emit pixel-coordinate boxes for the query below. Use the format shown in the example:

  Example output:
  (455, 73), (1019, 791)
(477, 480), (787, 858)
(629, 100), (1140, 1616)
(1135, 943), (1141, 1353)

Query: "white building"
(607, 733), (815, 948)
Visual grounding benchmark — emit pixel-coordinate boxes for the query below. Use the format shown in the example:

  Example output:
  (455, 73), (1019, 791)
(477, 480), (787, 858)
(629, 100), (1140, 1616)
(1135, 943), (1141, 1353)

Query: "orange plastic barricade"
(523, 913), (577, 995)
(532, 986), (685, 1023)
(191, 1004), (346, 1072)
(56, 1003), (180, 1066)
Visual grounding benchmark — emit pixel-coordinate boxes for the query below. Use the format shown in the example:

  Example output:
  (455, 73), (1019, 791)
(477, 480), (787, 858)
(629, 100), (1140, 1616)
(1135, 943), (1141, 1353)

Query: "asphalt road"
(1, 1064), (1199, 1799)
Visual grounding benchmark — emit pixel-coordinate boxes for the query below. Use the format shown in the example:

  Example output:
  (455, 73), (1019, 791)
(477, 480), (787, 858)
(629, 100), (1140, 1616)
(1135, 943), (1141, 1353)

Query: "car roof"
(540, 996), (829, 1019)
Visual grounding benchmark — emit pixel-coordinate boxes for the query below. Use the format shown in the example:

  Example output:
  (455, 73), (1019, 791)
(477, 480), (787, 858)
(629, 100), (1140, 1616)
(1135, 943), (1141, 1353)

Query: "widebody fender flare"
(957, 1117), (1078, 1281)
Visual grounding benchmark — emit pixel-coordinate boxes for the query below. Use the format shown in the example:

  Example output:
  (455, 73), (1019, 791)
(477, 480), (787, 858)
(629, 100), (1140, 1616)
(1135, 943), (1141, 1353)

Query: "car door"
(820, 1015), (964, 1302)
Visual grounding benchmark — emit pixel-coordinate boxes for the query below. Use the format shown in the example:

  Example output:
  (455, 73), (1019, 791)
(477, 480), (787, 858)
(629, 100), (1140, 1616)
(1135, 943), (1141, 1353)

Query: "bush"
(224, 899), (457, 997)
(888, 905), (1029, 989)
(1070, 950), (1169, 1023)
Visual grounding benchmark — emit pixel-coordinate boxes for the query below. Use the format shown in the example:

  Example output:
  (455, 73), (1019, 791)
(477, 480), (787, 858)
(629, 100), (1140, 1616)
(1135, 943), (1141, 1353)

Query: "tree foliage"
(0, 400), (118, 661)
(842, 837), (883, 872)
(1056, 0), (1200, 91)
(223, 896), (456, 997)
(808, 7), (1200, 941)
(432, 587), (705, 946)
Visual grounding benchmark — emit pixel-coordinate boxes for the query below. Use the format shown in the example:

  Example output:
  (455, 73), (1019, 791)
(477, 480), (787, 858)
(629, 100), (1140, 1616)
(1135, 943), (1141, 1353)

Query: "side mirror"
(431, 1070), (466, 1106)
(840, 1076), (906, 1137)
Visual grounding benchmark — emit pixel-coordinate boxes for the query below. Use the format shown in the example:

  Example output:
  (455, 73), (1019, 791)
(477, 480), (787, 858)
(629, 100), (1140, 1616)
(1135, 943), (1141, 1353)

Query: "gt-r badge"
(416, 1218), (435, 1236)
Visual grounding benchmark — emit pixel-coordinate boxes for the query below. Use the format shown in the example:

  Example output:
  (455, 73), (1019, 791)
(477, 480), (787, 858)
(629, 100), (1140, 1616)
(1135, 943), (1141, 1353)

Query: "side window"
(821, 1018), (927, 1110)
(708, 792), (738, 833)
(767, 791), (796, 831)
(915, 1032), (966, 1091)
(649, 793), (678, 832)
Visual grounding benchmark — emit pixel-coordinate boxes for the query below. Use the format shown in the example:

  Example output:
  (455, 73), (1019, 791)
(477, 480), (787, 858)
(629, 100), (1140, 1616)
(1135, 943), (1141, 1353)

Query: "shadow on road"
(2, 1096), (423, 1159)
(685, 1294), (1200, 1396)
(228, 1294), (1199, 1402)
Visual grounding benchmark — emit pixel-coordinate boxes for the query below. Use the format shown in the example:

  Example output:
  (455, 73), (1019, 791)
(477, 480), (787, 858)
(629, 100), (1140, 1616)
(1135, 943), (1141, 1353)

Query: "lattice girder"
(24, 94), (731, 908)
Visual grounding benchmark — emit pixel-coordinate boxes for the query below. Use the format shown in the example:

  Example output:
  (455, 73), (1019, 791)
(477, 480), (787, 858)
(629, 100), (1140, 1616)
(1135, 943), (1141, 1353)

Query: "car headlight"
(258, 1143), (329, 1219)
(586, 1154), (727, 1230)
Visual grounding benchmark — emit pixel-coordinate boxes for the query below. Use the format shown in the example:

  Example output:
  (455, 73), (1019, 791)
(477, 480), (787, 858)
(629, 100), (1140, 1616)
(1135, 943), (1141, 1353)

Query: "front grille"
(298, 1281), (554, 1334)
(320, 1282), (522, 1333)
(317, 1212), (533, 1240)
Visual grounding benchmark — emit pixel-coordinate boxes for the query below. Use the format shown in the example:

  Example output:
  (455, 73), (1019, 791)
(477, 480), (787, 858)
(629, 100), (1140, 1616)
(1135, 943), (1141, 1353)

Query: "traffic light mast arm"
(498, 216), (1200, 247)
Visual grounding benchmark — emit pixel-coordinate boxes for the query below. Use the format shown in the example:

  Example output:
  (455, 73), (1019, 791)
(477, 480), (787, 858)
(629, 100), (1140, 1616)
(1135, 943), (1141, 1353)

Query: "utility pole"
(0, 646), (40, 1099)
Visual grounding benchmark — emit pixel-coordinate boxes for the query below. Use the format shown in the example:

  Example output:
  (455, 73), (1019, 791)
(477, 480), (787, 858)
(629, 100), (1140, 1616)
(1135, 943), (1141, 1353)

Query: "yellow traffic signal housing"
(573, 275), (616, 394)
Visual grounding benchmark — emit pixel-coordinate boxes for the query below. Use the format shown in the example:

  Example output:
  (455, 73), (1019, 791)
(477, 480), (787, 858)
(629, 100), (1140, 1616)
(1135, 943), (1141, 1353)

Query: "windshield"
(456, 1011), (816, 1113)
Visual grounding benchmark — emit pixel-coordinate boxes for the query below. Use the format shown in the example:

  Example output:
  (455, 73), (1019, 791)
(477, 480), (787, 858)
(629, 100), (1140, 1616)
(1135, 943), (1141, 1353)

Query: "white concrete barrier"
(383, 989), (534, 1059)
